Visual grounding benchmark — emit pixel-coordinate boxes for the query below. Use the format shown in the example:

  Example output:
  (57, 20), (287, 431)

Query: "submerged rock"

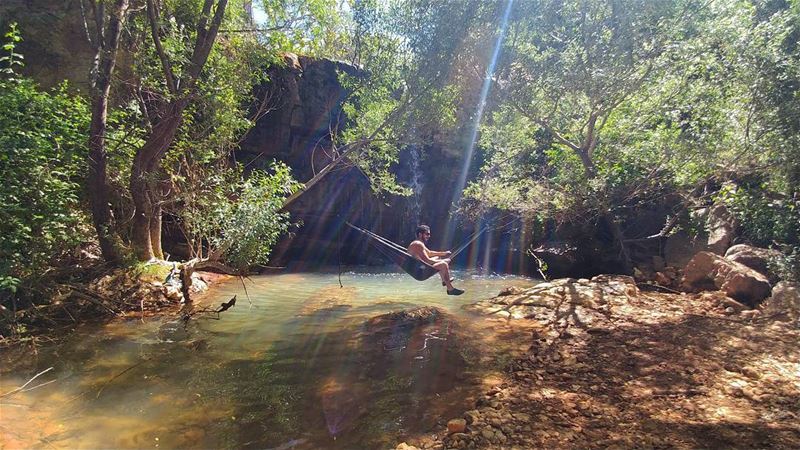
(365, 306), (445, 331)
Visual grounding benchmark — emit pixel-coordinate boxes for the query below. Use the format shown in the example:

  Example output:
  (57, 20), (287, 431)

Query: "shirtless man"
(408, 225), (464, 295)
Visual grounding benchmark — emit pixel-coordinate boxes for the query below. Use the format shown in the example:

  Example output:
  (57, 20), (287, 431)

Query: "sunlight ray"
(445, 0), (515, 244)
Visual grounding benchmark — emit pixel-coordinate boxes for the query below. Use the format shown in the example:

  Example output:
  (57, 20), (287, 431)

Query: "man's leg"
(432, 261), (453, 290)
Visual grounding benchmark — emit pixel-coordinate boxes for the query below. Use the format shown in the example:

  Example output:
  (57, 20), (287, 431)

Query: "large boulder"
(664, 231), (707, 268)
(761, 282), (800, 321)
(706, 204), (735, 255)
(466, 275), (639, 323)
(724, 244), (782, 283)
(682, 251), (771, 307)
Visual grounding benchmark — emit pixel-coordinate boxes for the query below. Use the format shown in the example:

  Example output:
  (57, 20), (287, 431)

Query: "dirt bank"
(397, 276), (800, 450)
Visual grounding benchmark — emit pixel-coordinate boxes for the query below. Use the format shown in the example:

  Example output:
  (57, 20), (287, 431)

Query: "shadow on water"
(215, 305), (478, 449)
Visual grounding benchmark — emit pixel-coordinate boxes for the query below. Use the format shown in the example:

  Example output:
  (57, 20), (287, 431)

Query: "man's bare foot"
(447, 288), (464, 296)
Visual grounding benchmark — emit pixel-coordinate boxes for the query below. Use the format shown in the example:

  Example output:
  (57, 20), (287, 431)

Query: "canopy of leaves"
(467, 0), (799, 253)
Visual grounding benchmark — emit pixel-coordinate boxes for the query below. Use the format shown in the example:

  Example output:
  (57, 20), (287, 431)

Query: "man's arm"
(421, 244), (451, 262)
(409, 241), (439, 265)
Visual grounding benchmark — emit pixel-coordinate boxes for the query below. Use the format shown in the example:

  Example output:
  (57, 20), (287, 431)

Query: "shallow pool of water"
(1, 268), (535, 449)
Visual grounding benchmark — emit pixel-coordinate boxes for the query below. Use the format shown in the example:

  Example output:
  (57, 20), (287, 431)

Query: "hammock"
(345, 222), (486, 281)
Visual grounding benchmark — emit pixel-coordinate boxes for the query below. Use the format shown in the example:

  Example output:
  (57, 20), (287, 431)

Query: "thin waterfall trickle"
(408, 145), (423, 226)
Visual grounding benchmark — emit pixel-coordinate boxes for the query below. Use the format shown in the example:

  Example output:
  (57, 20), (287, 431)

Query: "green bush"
(0, 76), (92, 295)
(719, 184), (799, 248)
(179, 162), (300, 271)
(719, 183), (800, 281)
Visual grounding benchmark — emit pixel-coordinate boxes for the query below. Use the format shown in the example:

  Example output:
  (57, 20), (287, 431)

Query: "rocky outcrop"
(724, 244), (782, 283)
(0, 1), (95, 90)
(681, 251), (771, 307)
(706, 204), (735, 255)
(466, 275), (639, 322)
(402, 275), (800, 450)
(761, 281), (800, 322)
(88, 261), (210, 310)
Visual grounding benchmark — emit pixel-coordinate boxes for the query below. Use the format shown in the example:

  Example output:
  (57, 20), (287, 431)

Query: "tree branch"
(513, 102), (580, 152)
(185, 0), (228, 89)
(146, 0), (178, 95)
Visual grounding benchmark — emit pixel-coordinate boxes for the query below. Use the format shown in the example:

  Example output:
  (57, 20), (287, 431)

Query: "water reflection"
(0, 269), (534, 449)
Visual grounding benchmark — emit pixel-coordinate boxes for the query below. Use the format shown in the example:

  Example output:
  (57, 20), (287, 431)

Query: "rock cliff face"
(237, 55), (401, 267)
(238, 55), (536, 272)
(0, 1), (95, 90)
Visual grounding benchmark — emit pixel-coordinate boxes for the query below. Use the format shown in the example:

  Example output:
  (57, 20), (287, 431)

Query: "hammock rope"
(345, 222), (487, 281)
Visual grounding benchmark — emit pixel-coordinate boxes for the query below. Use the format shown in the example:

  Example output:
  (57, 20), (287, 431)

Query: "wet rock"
(682, 251), (771, 307)
(396, 443), (421, 450)
(447, 419), (467, 434)
(499, 286), (525, 296)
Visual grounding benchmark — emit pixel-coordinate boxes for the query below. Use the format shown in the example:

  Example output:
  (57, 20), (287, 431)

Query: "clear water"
(0, 269), (535, 449)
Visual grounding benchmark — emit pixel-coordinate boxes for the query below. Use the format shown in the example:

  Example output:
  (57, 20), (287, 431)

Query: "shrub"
(0, 42), (92, 297)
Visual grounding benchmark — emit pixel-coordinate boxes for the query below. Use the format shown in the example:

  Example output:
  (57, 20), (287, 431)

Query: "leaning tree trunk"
(129, 0), (229, 262)
(130, 103), (186, 261)
(87, 0), (130, 264)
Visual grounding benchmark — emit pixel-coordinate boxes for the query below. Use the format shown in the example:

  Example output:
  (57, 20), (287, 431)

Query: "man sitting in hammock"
(408, 225), (464, 295)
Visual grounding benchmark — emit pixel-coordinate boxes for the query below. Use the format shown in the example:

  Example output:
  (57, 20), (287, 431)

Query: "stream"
(0, 268), (535, 449)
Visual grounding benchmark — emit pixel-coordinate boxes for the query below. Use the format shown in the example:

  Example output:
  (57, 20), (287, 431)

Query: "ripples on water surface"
(0, 268), (535, 449)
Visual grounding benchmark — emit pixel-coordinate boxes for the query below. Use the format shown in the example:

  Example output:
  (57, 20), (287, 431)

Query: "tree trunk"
(574, 142), (631, 273)
(87, 0), (130, 264)
(602, 212), (633, 274)
(89, 93), (122, 264)
(130, 162), (154, 260)
(150, 203), (164, 259)
(128, 0), (228, 262)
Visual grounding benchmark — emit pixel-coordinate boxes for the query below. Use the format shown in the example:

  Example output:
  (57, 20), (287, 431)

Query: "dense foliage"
(464, 0), (800, 277)
(178, 162), (300, 270)
(0, 27), (92, 297)
(2, 0), (800, 315)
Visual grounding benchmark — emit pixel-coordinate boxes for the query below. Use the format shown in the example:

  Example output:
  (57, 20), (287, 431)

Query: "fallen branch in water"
(0, 367), (54, 398)
(239, 276), (253, 307)
(95, 358), (151, 399)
